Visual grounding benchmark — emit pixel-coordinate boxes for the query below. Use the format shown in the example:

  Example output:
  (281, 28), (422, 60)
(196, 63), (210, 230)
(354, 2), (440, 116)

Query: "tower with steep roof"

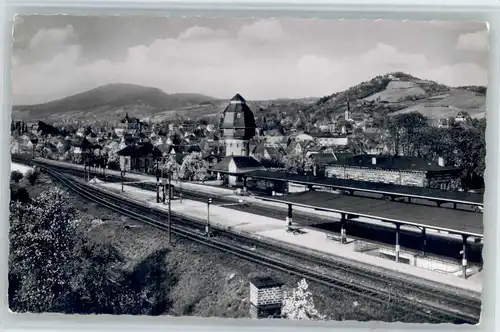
(220, 93), (257, 157)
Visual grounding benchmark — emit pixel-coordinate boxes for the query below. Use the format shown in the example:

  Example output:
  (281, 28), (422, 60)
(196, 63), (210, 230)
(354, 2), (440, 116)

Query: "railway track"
(37, 164), (480, 324)
(27, 160), (483, 262)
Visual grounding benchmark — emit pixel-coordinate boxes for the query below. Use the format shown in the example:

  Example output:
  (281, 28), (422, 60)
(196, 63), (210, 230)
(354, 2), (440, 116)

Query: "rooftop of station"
(259, 191), (483, 237)
(236, 170), (484, 205)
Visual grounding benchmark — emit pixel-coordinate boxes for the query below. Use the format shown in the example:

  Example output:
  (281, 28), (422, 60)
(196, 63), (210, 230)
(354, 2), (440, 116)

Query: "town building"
(286, 139), (315, 156)
(264, 135), (288, 148)
(220, 93), (257, 157)
(117, 142), (162, 173)
(72, 137), (95, 157)
(212, 93), (265, 186)
(324, 154), (463, 190)
(250, 143), (286, 161)
(310, 132), (349, 147)
(117, 113), (147, 134)
(295, 132), (349, 147)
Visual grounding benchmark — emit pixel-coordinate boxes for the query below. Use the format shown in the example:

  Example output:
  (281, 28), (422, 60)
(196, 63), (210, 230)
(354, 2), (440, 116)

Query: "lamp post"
(162, 179), (166, 204)
(179, 178), (183, 203)
(30, 138), (38, 159)
(168, 172), (172, 243)
(121, 169), (124, 192)
(103, 154), (108, 177)
(206, 198), (245, 238)
(207, 197), (213, 237)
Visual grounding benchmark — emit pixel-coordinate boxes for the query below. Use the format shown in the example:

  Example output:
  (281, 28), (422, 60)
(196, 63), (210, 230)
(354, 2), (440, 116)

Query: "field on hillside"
(390, 89), (486, 119)
(364, 81), (426, 103)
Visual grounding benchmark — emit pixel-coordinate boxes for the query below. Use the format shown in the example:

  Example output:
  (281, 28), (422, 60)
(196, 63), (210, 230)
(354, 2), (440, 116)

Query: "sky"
(11, 16), (489, 105)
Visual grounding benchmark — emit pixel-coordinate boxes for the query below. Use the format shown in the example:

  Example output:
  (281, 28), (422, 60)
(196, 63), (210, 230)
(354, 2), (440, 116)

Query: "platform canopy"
(259, 191), (483, 237)
(244, 170), (484, 206)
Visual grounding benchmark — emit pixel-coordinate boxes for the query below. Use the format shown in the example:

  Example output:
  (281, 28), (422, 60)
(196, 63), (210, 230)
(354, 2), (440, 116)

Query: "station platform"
(89, 179), (482, 297)
(36, 159), (481, 243)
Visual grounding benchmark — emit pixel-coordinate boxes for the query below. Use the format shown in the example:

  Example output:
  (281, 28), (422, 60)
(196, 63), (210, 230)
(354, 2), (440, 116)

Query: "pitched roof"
(311, 153), (338, 166)
(231, 93), (246, 103)
(157, 144), (176, 155)
(328, 154), (461, 172)
(211, 156), (264, 172)
(264, 146), (283, 157)
(211, 157), (232, 172)
(305, 131), (348, 139)
(232, 156), (264, 169)
(72, 137), (95, 149)
(117, 142), (162, 158)
(364, 127), (382, 135)
(334, 152), (354, 162)
(251, 141), (266, 154)
(221, 93), (257, 140)
(186, 145), (202, 153)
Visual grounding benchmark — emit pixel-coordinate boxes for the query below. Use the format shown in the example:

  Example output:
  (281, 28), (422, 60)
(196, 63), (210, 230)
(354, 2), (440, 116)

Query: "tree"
(347, 128), (379, 155)
(71, 239), (130, 314)
(282, 154), (316, 175)
(178, 152), (208, 181)
(386, 112), (428, 156)
(282, 279), (325, 320)
(446, 121), (485, 189)
(160, 155), (181, 179)
(25, 169), (39, 186)
(9, 188), (80, 312)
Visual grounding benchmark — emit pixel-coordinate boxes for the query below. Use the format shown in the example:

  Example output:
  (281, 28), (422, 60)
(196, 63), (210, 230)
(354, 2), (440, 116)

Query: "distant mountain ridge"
(12, 73), (487, 124)
(12, 83), (216, 122)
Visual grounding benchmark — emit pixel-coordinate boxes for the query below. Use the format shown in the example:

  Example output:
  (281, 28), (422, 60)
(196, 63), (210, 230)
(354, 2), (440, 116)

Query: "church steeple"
(345, 93), (351, 121)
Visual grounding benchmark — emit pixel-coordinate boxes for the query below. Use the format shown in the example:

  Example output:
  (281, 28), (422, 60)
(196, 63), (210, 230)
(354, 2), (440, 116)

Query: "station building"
(324, 154), (463, 190)
(212, 94), (265, 187)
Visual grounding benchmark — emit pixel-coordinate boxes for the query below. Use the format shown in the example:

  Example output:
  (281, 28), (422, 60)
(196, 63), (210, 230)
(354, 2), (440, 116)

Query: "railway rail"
(36, 163), (481, 324)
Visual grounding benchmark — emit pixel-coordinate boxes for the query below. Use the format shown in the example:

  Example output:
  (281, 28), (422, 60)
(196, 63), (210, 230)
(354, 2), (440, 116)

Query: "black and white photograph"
(9, 16), (487, 324)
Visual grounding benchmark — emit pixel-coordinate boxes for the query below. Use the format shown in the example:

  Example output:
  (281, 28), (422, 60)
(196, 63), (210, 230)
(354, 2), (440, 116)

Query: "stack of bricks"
(249, 276), (284, 319)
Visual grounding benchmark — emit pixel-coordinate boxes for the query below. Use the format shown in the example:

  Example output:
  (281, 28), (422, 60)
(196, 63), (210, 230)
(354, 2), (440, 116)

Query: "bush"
(9, 187), (78, 312)
(10, 184), (30, 203)
(10, 171), (24, 183)
(25, 170), (39, 186)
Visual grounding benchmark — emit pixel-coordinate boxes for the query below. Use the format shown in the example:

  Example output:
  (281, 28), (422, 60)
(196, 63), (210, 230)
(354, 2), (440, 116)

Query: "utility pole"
(84, 156), (88, 181)
(179, 180), (183, 203)
(162, 179), (166, 204)
(121, 170), (124, 192)
(206, 197), (213, 237)
(156, 160), (160, 203)
(168, 172), (172, 243)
